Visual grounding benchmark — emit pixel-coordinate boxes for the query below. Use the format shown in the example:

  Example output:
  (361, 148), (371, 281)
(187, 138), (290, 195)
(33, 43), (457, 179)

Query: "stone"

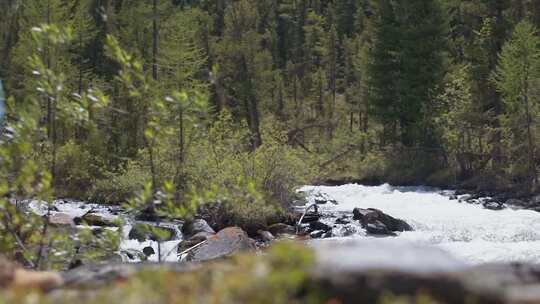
(128, 223), (174, 242)
(177, 231), (215, 254)
(186, 227), (255, 263)
(314, 192), (338, 205)
(505, 198), (529, 207)
(335, 217), (350, 225)
(48, 213), (75, 226)
(352, 208), (412, 232)
(483, 201), (505, 211)
(366, 221), (395, 236)
(309, 221), (331, 232)
(0, 255), (63, 291)
(310, 230), (326, 238)
(181, 219), (215, 239)
(142, 246), (155, 257)
(257, 230), (275, 242)
(76, 212), (119, 227)
(268, 223), (296, 235)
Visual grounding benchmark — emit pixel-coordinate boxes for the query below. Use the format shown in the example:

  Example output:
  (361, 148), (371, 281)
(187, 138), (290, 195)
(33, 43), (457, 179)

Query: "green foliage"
(91, 160), (150, 204)
(54, 141), (105, 199)
(493, 20), (540, 187)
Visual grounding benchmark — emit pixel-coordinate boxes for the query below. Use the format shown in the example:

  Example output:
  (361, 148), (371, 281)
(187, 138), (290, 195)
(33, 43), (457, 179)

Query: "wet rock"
(310, 230), (326, 238)
(181, 219), (215, 239)
(366, 221), (396, 236)
(76, 212), (119, 227)
(314, 192), (337, 205)
(121, 249), (146, 261)
(483, 201), (505, 211)
(128, 223), (174, 242)
(142, 246), (155, 257)
(335, 216), (350, 225)
(48, 213), (75, 226)
(300, 213), (320, 223)
(309, 221), (332, 232)
(505, 198), (529, 207)
(257, 230), (275, 242)
(353, 208), (412, 233)
(268, 223), (296, 235)
(186, 227), (255, 263)
(177, 231), (214, 254)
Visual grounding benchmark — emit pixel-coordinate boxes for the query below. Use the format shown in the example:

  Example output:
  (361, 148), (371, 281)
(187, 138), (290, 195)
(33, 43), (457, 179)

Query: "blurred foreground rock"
(0, 256), (63, 291)
(4, 241), (540, 303)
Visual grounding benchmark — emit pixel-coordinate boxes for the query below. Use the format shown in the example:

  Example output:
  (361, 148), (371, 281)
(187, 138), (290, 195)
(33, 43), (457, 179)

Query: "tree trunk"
(152, 0), (158, 81)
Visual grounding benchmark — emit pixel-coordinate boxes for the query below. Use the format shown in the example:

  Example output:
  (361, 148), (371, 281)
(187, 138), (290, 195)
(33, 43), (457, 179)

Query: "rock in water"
(268, 223), (296, 236)
(365, 221), (396, 236)
(186, 227), (255, 263)
(128, 223), (174, 242)
(483, 201), (505, 210)
(177, 231), (215, 254)
(76, 212), (119, 227)
(257, 230), (275, 242)
(181, 219), (215, 238)
(353, 208), (412, 234)
(48, 212), (75, 226)
(309, 221), (331, 232)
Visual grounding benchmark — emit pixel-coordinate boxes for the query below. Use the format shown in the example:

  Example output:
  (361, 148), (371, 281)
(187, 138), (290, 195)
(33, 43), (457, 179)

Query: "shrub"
(54, 141), (105, 199)
(90, 160), (149, 204)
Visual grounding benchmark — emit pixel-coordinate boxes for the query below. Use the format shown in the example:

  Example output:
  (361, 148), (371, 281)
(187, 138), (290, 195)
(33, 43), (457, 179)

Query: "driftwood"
(177, 240), (208, 258)
(296, 203), (319, 234)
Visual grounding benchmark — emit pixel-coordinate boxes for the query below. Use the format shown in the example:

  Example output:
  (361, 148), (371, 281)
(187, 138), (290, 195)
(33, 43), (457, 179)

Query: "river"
(300, 184), (540, 264)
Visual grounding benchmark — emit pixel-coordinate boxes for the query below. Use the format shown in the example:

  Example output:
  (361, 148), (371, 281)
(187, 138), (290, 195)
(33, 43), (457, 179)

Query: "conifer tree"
(493, 20), (540, 189)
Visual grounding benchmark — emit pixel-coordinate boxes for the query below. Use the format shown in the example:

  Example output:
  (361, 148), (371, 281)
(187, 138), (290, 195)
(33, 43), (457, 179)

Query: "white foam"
(301, 184), (540, 264)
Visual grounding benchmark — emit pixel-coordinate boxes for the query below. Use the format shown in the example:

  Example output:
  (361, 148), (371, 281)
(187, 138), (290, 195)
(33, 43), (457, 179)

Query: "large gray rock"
(312, 240), (540, 304)
(353, 208), (412, 234)
(181, 219), (215, 238)
(185, 227), (255, 263)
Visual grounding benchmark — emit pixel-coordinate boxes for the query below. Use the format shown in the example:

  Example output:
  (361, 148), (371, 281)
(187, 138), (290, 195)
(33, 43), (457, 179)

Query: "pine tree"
(368, 0), (445, 146)
(493, 20), (540, 189)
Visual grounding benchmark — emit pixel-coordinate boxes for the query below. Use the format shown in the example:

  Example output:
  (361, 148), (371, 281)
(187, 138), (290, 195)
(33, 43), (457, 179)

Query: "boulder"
(0, 255), (63, 291)
(352, 208), (412, 233)
(75, 212), (119, 227)
(268, 223), (296, 235)
(177, 231), (215, 253)
(128, 223), (174, 242)
(181, 219), (215, 239)
(366, 221), (396, 236)
(312, 240), (540, 303)
(257, 230), (275, 242)
(309, 221), (331, 232)
(48, 213), (75, 226)
(185, 227), (255, 263)
(142, 246), (155, 257)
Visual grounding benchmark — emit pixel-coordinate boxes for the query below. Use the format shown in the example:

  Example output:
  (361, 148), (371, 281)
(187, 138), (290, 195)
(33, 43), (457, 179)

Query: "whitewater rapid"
(300, 184), (540, 264)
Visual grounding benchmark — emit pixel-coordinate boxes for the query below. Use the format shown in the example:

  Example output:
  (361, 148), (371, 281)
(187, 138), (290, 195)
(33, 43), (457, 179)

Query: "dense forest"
(2, 0), (540, 268)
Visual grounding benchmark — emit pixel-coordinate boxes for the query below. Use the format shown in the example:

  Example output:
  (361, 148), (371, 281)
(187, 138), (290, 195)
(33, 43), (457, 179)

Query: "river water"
(300, 184), (540, 264)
